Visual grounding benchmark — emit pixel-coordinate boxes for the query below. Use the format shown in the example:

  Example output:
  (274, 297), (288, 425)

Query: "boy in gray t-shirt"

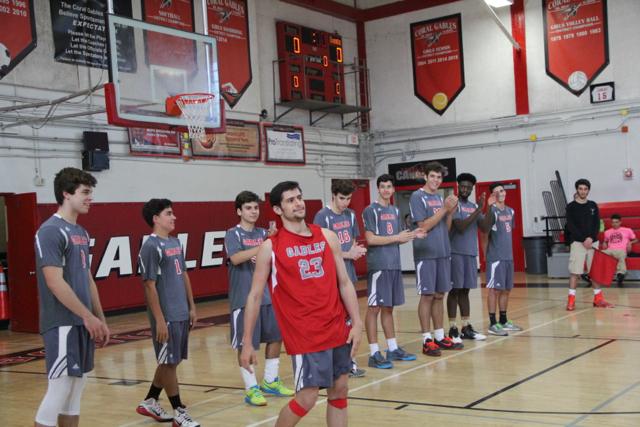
(225, 191), (292, 406)
(136, 199), (199, 427)
(479, 182), (522, 337)
(34, 168), (109, 427)
(363, 175), (422, 369)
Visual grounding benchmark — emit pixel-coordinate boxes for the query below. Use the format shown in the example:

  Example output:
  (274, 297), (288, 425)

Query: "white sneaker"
(136, 398), (173, 422)
(173, 407), (200, 427)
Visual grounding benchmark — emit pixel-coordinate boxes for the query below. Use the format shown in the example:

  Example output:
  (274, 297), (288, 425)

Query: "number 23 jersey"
(269, 223), (350, 354)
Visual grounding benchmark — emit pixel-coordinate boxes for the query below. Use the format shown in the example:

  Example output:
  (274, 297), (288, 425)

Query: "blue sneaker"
(368, 351), (393, 369)
(386, 347), (417, 361)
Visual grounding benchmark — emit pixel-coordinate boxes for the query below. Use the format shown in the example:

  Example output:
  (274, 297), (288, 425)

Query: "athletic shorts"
(291, 343), (351, 392)
(451, 254), (478, 289)
(367, 270), (405, 307)
(486, 260), (514, 291)
(568, 241), (598, 275)
(230, 304), (282, 350)
(44, 325), (94, 379)
(151, 320), (189, 365)
(416, 257), (452, 295)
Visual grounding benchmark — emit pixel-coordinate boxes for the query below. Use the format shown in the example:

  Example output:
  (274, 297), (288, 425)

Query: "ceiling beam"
(360, 0), (461, 22)
(279, 0), (359, 22)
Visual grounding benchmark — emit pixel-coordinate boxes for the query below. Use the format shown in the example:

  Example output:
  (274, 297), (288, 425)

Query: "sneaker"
(386, 347), (417, 361)
(616, 273), (625, 287)
(422, 339), (442, 357)
(136, 398), (173, 422)
(368, 351), (393, 369)
(593, 293), (614, 308)
(566, 294), (576, 311)
(261, 377), (294, 397)
(488, 323), (508, 336)
(461, 324), (487, 341)
(349, 366), (366, 378)
(244, 385), (267, 406)
(502, 320), (522, 331)
(173, 407), (200, 427)
(435, 336), (463, 350)
(448, 326), (464, 345)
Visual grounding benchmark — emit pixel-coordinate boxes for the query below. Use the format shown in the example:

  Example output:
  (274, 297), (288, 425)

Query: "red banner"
(207, 0), (252, 107)
(543, 0), (609, 96)
(37, 199), (322, 312)
(0, 0), (36, 79)
(142, 0), (195, 70)
(411, 14), (464, 115)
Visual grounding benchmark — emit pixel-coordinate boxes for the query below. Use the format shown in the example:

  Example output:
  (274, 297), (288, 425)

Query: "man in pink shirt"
(602, 214), (638, 287)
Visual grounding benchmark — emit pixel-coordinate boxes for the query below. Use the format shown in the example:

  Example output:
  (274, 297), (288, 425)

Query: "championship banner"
(543, 0), (609, 96)
(263, 124), (305, 165)
(129, 128), (181, 155)
(0, 0), (36, 79)
(142, 0), (195, 70)
(410, 14), (464, 116)
(193, 120), (260, 160)
(50, 0), (133, 70)
(206, 0), (252, 107)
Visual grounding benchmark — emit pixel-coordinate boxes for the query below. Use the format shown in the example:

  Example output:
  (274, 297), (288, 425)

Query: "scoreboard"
(276, 21), (346, 104)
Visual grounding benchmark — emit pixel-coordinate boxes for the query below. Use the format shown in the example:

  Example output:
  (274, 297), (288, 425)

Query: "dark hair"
(489, 182), (505, 193)
(456, 173), (477, 185)
(269, 181), (301, 207)
(575, 178), (591, 190)
(331, 179), (356, 196)
(420, 161), (446, 176)
(611, 214), (621, 221)
(376, 174), (394, 187)
(142, 198), (173, 227)
(53, 167), (97, 205)
(235, 191), (260, 210)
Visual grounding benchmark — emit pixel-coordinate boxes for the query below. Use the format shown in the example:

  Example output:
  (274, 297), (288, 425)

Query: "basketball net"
(175, 93), (215, 144)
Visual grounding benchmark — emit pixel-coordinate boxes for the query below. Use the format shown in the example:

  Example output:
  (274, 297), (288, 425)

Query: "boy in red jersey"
(240, 181), (363, 426)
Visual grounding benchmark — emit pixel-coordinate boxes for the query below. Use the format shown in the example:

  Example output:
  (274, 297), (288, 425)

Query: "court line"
(246, 306), (593, 427)
(564, 380), (640, 426)
(465, 339), (616, 408)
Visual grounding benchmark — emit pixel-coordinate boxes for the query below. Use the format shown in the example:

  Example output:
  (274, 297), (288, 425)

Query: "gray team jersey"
(313, 206), (360, 282)
(35, 214), (93, 334)
(486, 205), (515, 262)
(450, 199), (484, 256)
(138, 235), (189, 322)
(410, 189), (450, 260)
(224, 225), (271, 310)
(362, 202), (401, 270)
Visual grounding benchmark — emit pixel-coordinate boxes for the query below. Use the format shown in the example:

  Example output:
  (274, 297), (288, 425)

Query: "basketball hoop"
(171, 93), (215, 144)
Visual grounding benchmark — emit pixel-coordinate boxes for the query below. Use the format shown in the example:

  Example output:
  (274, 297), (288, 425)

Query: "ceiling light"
(484, 0), (514, 7)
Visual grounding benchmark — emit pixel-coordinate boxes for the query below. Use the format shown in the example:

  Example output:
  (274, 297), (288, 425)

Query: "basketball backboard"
(104, 14), (224, 132)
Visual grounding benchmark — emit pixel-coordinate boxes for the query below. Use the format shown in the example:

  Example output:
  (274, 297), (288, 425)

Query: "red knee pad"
(328, 398), (348, 409)
(288, 399), (309, 417)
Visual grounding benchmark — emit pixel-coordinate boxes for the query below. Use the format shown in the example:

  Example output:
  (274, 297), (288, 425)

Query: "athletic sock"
(145, 383), (162, 401)
(568, 289), (577, 296)
(434, 328), (445, 341)
(593, 288), (602, 295)
(387, 338), (398, 352)
(462, 318), (470, 327)
(422, 332), (432, 343)
(499, 311), (508, 325)
(240, 366), (258, 390)
(369, 343), (380, 356)
(489, 313), (497, 326)
(168, 394), (184, 410)
(449, 319), (457, 328)
(264, 358), (279, 383)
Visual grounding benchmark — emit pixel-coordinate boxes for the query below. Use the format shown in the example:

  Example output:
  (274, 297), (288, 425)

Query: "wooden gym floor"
(1, 274), (639, 426)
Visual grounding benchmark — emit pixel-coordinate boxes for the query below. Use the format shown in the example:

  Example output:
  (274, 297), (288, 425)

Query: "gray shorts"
(230, 304), (282, 350)
(416, 257), (452, 295)
(367, 270), (405, 307)
(292, 343), (351, 392)
(486, 260), (514, 291)
(44, 325), (94, 379)
(151, 320), (189, 365)
(451, 254), (478, 289)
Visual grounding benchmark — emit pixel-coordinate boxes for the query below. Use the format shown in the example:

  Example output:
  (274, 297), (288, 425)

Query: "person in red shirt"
(240, 181), (363, 426)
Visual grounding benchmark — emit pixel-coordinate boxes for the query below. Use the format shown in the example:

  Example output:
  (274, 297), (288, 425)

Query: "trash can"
(523, 236), (548, 274)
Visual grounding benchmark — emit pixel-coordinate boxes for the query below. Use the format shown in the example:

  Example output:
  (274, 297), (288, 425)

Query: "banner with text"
(411, 14), (464, 116)
(388, 158), (457, 187)
(193, 120), (260, 160)
(0, 0), (36, 79)
(129, 128), (181, 155)
(543, 0), (609, 96)
(264, 124), (305, 164)
(142, 0), (195, 70)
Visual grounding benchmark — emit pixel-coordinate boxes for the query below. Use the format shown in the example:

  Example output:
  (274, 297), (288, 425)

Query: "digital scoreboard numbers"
(276, 21), (345, 104)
